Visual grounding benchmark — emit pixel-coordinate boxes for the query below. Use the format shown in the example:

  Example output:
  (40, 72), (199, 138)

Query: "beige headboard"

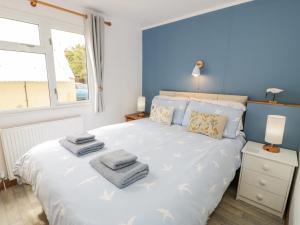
(160, 90), (248, 105)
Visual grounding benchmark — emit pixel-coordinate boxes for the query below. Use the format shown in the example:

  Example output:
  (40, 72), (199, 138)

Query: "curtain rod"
(29, 0), (112, 26)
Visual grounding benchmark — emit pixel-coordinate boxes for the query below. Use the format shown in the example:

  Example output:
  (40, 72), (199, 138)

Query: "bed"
(14, 91), (248, 225)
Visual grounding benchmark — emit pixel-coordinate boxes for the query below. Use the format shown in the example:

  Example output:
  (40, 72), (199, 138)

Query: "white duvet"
(14, 119), (245, 225)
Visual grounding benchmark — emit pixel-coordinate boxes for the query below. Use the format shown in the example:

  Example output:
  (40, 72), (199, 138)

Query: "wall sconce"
(192, 60), (205, 92)
(192, 60), (205, 77)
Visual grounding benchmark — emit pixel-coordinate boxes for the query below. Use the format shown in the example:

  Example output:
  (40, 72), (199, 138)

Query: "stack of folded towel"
(90, 149), (149, 189)
(59, 132), (105, 156)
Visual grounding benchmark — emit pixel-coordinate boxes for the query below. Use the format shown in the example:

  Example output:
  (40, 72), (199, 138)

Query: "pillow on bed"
(188, 111), (228, 139)
(150, 104), (174, 125)
(182, 101), (244, 138)
(189, 98), (246, 133)
(151, 96), (189, 125)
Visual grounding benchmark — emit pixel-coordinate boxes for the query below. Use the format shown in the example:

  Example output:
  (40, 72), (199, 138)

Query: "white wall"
(289, 152), (299, 225)
(0, 0), (142, 177)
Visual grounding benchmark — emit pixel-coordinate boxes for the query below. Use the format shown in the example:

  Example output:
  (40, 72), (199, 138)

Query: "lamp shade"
(137, 96), (146, 112)
(265, 115), (286, 145)
(192, 66), (201, 77)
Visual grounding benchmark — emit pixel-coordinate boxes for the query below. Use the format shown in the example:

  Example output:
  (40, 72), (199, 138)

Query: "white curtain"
(85, 11), (105, 113)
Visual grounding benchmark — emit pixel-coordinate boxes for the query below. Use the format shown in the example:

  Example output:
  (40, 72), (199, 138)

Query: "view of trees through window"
(51, 29), (88, 103)
(65, 44), (87, 84)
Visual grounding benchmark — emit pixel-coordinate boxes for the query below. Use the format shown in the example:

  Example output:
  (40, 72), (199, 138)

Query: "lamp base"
(263, 144), (280, 153)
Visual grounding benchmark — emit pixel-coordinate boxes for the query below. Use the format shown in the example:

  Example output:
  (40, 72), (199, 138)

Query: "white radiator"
(1, 116), (84, 180)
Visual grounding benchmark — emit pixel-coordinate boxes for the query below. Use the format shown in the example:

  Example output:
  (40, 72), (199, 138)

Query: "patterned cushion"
(150, 104), (174, 125)
(182, 101), (244, 138)
(151, 96), (189, 125)
(188, 111), (228, 139)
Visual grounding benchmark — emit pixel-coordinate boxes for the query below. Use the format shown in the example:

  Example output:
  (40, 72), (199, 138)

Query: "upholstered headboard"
(160, 90), (248, 105)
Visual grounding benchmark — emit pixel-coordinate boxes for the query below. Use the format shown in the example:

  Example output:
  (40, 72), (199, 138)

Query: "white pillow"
(151, 96), (189, 125)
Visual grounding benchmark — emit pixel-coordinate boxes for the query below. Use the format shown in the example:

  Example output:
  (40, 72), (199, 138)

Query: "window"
(0, 18), (40, 45)
(51, 29), (88, 103)
(0, 13), (89, 112)
(0, 50), (50, 110)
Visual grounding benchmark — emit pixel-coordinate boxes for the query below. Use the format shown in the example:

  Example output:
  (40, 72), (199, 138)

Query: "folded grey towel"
(90, 158), (149, 189)
(59, 139), (104, 156)
(99, 150), (138, 170)
(66, 132), (95, 144)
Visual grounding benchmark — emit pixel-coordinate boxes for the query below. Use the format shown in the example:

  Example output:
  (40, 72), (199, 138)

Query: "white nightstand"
(237, 141), (298, 218)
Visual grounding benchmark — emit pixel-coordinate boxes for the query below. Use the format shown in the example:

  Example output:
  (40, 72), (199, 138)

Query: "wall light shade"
(264, 115), (286, 153)
(192, 66), (201, 77)
(192, 59), (205, 77)
(137, 96), (146, 112)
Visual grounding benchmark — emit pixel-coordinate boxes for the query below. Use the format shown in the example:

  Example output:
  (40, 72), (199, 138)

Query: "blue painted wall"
(245, 103), (300, 150)
(143, 0), (300, 111)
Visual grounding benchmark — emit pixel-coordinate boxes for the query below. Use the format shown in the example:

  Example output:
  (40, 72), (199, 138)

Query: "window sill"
(0, 101), (93, 116)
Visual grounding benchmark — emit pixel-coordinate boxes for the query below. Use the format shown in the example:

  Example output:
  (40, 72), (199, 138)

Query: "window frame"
(0, 8), (91, 114)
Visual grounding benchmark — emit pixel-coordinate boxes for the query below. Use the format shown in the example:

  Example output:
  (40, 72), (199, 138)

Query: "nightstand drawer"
(243, 154), (292, 180)
(241, 169), (289, 196)
(239, 182), (285, 212)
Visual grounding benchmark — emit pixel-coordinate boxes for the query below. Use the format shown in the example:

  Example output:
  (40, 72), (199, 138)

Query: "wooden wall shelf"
(247, 100), (300, 108)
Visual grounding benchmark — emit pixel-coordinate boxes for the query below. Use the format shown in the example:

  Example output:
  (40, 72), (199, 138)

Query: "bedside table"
(125, 112), (149, 122)
(237, 141), (298, 218)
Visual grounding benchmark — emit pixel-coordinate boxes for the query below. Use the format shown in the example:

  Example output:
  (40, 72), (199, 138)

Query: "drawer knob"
(259, 179), (267, 186)
(256, 194), (263, 201)
(262, 164), (270, 171)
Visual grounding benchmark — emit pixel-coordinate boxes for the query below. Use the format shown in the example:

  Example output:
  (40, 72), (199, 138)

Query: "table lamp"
(137, 96), (146, 116)
(263, 115), (286, 153)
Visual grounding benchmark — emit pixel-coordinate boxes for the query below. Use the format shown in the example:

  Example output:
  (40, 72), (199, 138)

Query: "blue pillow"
(151, 96), (189, 125)
(182, 100), (244, 138)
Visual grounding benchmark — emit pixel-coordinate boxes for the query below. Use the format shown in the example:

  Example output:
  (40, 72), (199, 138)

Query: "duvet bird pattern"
(14, 119), (245, 225)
